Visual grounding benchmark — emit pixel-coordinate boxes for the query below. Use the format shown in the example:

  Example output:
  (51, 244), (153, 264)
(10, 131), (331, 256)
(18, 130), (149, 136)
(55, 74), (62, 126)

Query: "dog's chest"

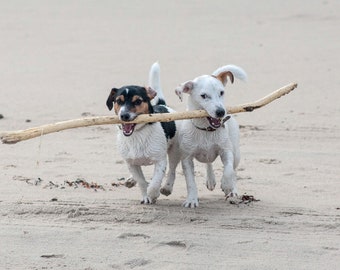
(193, 145), (220, 163)
(117, 124), (167, 166)
(181, 126), (230, 163)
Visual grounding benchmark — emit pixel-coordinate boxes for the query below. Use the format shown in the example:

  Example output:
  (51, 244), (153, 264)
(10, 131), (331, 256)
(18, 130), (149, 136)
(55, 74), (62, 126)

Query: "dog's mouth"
(207, 117), (222, 129)
(121, 123), (136, 136)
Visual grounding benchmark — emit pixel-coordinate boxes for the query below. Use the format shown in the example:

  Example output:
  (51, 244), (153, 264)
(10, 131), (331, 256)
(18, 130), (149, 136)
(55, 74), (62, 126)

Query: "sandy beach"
(1, 1), (339, 269)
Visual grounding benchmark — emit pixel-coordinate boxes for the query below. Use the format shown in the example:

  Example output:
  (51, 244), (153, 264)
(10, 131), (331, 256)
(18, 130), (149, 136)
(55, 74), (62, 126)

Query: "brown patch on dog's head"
(214, 71), (234, 86)
(175, 81), (194, 101)
(146, 87), (157, 100)
(113, 94), (125, 114)
(131, 95), (150, 115)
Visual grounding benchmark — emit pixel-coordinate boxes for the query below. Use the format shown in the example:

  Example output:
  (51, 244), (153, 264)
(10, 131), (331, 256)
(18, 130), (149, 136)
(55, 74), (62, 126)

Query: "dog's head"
(106, 85), (157, 136)
(175, 65), (247, 129)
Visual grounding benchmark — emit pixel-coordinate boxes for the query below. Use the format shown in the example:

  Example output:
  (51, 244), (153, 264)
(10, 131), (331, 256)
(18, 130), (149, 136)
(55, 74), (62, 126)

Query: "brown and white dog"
(106, 63), (180, 204)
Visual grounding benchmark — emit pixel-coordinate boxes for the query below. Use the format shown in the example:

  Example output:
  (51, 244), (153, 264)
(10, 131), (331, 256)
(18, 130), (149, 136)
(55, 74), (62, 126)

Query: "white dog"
(106, 63), (180, 204)
(160, 65), (247, 207)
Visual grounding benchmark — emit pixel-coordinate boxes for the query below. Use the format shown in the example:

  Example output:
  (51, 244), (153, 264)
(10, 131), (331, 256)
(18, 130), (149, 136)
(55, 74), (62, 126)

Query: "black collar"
(193, 125), (219, 132)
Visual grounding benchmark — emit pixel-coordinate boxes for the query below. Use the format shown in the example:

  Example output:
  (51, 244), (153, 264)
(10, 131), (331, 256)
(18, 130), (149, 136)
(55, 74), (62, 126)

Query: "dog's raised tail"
(149, 62), (166, 105)
(212, 65), (248, 82)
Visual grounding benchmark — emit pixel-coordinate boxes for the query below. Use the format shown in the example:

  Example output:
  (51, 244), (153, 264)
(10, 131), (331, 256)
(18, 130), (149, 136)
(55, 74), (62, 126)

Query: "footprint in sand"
(258, 158), (281, 164)
(117, 232), (151, 240)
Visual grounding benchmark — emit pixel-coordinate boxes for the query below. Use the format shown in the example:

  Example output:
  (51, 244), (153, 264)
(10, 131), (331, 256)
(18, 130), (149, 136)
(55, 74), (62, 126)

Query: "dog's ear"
(106, 88), (118, 111)
(175, 81), (194, 101)
(215, 71), (234, 86)
(146, 87), (157, 100)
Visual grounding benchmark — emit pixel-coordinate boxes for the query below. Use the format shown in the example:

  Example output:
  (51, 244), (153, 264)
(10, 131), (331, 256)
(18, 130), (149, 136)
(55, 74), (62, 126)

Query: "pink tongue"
(122, 124), (135, 136)
(208, 117), (221, 128)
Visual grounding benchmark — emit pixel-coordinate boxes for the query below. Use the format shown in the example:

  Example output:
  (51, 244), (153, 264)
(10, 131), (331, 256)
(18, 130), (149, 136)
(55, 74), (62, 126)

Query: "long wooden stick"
(1, 82), (297, 144)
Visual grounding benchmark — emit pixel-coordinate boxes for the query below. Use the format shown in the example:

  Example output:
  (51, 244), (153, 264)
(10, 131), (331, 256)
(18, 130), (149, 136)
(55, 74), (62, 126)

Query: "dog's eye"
(201, 94), (208, 99)
(134, 99), (143, 106)
(220, 91), (224, 96)
(116, 98), (124, 105)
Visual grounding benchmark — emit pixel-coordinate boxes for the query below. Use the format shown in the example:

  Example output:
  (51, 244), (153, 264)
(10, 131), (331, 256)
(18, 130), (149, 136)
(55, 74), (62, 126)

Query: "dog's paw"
(147, 185), (160, 201)
(160, 186), (172, 196)
(221, 177), (237, 198)
(222, 188), (238, 203)
(206, 179), (216, 191)
(225, 191), (238, 199)
(182, 197), (199, 208)
(225, 192), (240, 205)
(221, 180), (238, 199)
(140, 196), (156, 205)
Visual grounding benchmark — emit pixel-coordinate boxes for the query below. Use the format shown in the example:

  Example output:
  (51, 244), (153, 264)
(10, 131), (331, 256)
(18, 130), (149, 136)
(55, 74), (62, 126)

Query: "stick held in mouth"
(1, 83), (297, 144)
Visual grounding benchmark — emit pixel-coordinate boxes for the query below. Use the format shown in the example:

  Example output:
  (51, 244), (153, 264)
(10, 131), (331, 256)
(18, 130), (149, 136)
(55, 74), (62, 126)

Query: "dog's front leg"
(206, 163), (216, 191)
(182, 157), (199, 208)
(127, 164), (150, 204)
(147, 159), (167, 203)
(220, 150), (238, 198)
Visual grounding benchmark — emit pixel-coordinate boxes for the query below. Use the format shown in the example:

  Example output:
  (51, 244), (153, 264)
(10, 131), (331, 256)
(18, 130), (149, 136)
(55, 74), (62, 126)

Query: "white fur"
(117, 62), (179, 204)
(161, 65), (247, 207)
(149, 62), (165, 106)
(212, 64), (247, 81)
(118, 122), (168, 203)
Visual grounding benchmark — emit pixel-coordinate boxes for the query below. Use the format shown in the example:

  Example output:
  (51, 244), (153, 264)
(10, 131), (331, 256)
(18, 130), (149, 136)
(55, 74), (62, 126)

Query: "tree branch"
(1, 83), (297, 144)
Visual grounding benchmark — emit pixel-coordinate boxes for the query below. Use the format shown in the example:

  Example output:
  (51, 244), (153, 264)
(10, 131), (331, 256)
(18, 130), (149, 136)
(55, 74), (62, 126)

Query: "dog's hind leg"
(206, 163), (216, 191)
(220, 150), (238, 198)
(182, 157), (199, 208)
(127, 164), (151, 204)
(160, 144), (180, 196)
(227, 117), (241, 169)
(147, 159), (167, 203)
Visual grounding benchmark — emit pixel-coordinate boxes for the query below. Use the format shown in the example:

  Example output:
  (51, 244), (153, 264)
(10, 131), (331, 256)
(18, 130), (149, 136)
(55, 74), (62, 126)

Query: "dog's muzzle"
(118, 111), (138, 136)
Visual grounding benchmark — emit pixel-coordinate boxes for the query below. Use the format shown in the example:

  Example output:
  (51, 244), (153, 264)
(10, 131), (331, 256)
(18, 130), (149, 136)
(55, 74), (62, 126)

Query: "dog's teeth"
(207, 117), (221, 128)
(122, 123), (136, 136)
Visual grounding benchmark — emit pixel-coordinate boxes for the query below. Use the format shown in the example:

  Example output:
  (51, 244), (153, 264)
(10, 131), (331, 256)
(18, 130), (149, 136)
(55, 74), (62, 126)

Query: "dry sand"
(1, 1), (339, 269)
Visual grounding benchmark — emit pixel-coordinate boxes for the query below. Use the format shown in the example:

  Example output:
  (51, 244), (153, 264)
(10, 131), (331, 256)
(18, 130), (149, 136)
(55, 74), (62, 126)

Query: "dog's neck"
(191, 119), (217, 132)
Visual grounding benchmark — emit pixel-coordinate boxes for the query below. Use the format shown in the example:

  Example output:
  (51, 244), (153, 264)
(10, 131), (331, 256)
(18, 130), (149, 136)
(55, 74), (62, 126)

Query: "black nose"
(215, 108), (225, 118)
(120, 113), (131, 121)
